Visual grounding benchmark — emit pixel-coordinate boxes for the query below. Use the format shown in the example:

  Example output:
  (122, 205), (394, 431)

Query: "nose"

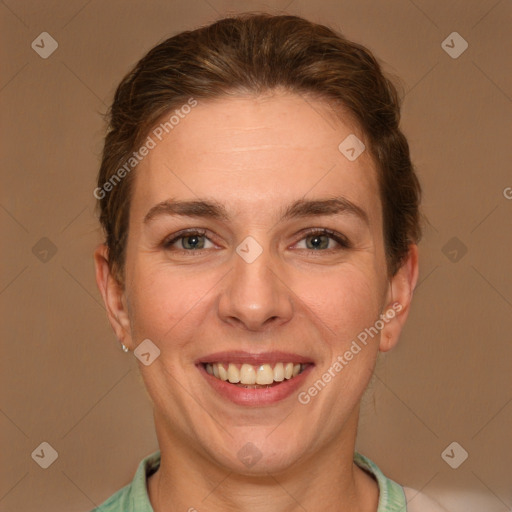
(217, 243), (294, 332)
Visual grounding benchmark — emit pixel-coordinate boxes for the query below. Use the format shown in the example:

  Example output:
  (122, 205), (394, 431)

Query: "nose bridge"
(218, 235), (293, 330)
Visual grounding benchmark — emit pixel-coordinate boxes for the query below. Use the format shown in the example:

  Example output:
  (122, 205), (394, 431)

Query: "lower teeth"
(232, 382), (280, 389)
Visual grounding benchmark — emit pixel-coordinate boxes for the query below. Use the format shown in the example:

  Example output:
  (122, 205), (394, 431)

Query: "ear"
(379, 244), (419, 353)
(93, 243), (132, 349)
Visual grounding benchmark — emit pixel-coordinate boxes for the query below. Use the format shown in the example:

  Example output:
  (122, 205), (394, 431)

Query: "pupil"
(185, 235), (202, 249)
(309, 235), (326, 250)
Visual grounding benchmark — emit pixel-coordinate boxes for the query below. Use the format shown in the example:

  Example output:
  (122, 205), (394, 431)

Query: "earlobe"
(379, 244), (419, 353)
(93, 244), (132, 349)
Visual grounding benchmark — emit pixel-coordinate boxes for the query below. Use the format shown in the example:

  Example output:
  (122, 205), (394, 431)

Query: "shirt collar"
(124, 450), (407, 511)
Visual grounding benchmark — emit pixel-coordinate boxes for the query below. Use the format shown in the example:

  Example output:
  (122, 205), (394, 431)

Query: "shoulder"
(89, 450), (161, 512)
(89, 484), (131, 512)
(403, 486), (449, 512)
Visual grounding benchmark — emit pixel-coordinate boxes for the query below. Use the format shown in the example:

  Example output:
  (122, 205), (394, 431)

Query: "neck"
(148, 409), (379, 512)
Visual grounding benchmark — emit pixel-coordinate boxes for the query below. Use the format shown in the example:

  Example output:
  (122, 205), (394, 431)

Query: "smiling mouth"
(203, 362), (309, 388)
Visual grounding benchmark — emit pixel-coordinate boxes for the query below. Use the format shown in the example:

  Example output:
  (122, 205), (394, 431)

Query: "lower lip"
(197, 364), (314, 406)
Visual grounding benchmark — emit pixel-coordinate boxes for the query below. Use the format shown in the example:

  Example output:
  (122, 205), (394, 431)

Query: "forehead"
(131, 92), (380, 224)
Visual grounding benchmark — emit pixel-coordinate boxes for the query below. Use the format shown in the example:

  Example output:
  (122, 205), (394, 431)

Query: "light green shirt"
(91, 451), (413, 511)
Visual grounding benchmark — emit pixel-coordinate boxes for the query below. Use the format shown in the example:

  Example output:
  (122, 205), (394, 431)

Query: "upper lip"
(195, 351), (314, 366)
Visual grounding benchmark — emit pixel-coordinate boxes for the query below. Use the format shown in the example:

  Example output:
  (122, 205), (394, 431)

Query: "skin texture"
(94, 91), (419, 512)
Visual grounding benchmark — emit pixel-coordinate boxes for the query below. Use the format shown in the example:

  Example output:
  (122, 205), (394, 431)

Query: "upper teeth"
(205, 362), (304, 385)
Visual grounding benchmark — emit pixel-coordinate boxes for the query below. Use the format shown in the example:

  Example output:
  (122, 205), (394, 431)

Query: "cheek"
(291, 264), (382, 343)
(126, 261), (221, 341)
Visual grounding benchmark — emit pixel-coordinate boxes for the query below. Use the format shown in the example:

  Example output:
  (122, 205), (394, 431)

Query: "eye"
(162, 229), (215, 251)
(294, 229), (350, 251)
(161, 228), (351, 254)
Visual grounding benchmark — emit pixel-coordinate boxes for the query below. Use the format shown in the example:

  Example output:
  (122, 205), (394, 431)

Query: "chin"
(199, 430), (310, 476)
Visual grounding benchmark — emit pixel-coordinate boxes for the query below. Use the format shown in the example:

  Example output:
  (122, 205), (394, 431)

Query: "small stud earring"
(121, 343), (129, 353)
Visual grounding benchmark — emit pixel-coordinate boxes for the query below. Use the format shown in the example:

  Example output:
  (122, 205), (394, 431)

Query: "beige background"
(1, 1), (511, 511)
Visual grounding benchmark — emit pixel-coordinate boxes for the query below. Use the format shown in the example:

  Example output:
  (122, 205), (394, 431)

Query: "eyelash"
(161, 228), (351, 253)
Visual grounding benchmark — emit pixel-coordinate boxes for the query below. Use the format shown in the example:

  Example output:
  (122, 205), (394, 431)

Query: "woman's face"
(97, 92), (417, 474)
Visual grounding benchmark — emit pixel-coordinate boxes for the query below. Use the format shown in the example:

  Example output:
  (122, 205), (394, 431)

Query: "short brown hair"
(96, 12), (422, 284)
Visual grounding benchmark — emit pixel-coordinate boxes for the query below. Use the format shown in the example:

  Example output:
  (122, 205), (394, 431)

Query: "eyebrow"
(143, 196), (369, 226)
